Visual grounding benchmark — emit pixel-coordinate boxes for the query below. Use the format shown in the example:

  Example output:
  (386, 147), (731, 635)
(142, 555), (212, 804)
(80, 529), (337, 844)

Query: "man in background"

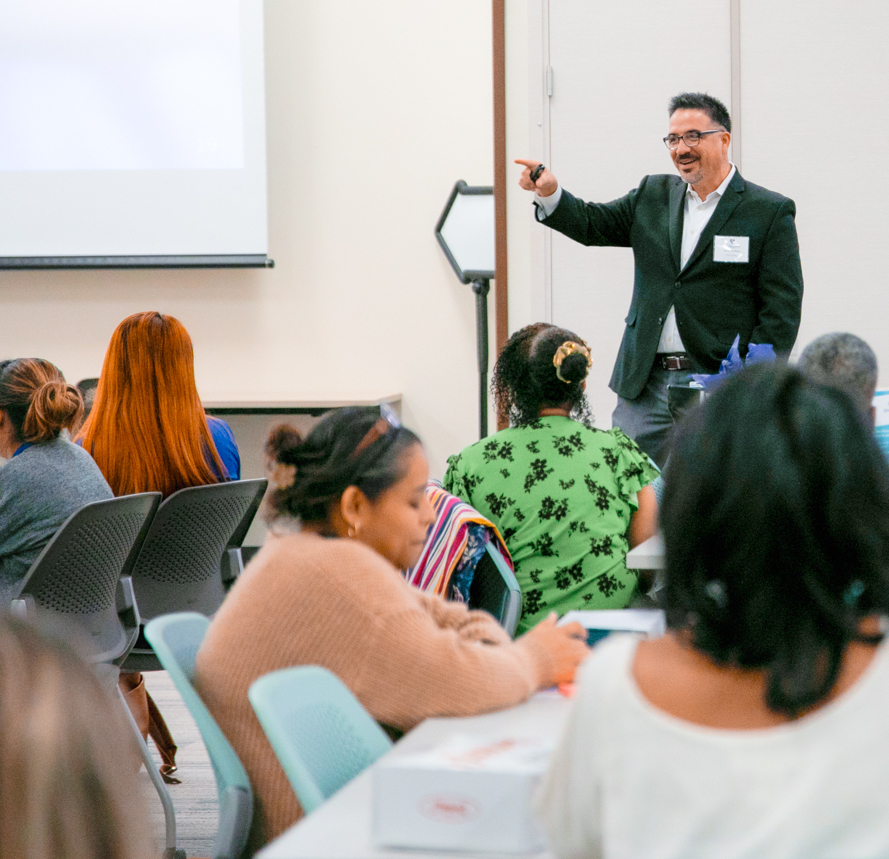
(517, 92), (803, 466)
(797, 332), (878, 427)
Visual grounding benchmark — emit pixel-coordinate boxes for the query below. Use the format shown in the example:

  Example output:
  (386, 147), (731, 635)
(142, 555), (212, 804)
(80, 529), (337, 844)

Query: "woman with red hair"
(77, 311), (239, 495)
(77, 311), (240, 782)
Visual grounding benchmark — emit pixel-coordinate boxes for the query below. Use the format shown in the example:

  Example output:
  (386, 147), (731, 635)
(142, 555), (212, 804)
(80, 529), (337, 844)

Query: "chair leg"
(116, 686), (184, 858)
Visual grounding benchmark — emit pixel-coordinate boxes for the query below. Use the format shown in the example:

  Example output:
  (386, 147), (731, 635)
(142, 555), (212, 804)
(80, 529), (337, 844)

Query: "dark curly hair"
(265, 406), (421, 525)
(662, 363), (889, 717)
(491, 323), (594, 427)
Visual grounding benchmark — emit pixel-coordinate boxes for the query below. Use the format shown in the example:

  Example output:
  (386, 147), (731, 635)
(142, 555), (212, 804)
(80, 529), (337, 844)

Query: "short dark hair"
(662, 363), (889, 717)
(491, 323), (593, 427)
(265, 406), (421, 524)
(669, 92), (731, 133)
(797, 332), (878, 417)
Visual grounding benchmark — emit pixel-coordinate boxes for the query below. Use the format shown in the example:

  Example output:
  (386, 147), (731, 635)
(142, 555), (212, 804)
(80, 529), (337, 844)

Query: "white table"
(257, 692), (570, 859)
(625, 531), (665, 570)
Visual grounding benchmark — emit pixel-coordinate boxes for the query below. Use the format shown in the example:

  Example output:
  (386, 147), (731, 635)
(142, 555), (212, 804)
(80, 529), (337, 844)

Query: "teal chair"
(248, 666), (393, 814)
(468, 542), (522, 637)
(145, 613), (253, 859)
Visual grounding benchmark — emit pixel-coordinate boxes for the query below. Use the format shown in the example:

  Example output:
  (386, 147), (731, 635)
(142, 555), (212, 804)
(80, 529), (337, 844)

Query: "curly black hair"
(663, 363), (889, 717)
(491, 323), (594, 427)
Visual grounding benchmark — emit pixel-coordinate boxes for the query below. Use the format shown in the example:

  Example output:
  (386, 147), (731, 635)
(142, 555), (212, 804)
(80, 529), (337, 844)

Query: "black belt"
(656, 354), (693, 371)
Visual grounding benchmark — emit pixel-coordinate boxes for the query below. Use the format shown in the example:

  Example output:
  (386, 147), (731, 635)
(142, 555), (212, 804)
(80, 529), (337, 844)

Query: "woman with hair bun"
(0, 359), (112, 600)
(196, 405), (589, 850)
(444, 323), (659, 634)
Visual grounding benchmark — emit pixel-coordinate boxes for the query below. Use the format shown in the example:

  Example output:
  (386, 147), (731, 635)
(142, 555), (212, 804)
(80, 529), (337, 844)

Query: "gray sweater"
(0, 437), (112, 601)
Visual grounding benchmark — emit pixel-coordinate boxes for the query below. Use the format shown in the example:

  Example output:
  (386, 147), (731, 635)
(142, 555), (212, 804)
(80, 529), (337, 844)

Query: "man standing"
(517, 92), (803, 466)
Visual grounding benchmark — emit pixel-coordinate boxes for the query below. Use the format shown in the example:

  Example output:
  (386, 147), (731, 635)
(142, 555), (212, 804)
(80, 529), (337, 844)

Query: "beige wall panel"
(741, 0), (889, 377)
(0, 0), (494, 479)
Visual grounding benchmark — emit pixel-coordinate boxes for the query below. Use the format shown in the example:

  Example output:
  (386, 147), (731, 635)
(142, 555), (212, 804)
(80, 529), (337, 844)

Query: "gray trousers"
(612, 366), (693, 469)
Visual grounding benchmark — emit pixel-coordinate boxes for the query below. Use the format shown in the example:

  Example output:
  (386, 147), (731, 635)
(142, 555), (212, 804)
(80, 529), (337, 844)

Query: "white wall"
(506, 0), (889, 419)
(0, 0), (494, 479)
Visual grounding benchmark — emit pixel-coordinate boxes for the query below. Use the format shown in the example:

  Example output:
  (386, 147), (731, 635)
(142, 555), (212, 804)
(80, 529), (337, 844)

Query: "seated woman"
(0, 615), (154, 859)
(195, 406), (589, 850)
(0, 359), (112, 601)
(76, 310), (239, 495)
(444, 323), (658, 634)
(77, 310), (240, 781)
(537, 363), (889, 858)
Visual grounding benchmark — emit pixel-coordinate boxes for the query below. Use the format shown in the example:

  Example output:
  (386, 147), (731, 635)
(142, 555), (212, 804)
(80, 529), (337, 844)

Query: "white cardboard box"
(373, 733), (551, 853)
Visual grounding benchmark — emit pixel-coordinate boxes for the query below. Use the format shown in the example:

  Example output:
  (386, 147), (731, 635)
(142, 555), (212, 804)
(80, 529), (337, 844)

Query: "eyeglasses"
(663, 129), (724, 150)
(351, 402), (401, 458)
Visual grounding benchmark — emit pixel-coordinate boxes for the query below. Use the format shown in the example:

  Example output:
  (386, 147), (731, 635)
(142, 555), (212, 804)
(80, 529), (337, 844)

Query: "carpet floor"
(141, 670), (219, 858)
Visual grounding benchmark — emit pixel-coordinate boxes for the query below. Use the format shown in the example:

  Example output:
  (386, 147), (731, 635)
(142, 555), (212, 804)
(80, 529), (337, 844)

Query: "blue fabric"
(447, 524), (492, 604)
(208, 416), (241, 481)
(11, 442), (33, 457)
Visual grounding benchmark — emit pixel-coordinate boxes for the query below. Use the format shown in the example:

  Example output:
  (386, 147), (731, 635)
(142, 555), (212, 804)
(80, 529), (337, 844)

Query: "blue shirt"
(208, 416), (241, 480)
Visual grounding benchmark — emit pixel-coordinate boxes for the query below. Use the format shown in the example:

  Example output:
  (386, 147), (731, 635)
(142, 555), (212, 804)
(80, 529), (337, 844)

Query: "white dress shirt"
(535, 165), (737, 355)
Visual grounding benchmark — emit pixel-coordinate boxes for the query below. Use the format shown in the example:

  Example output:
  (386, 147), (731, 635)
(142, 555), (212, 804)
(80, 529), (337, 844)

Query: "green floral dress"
(443, 417), (659, 635)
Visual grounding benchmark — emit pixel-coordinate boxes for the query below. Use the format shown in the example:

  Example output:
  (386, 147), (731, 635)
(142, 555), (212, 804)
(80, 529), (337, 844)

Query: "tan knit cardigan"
(195, 531), (554, 852)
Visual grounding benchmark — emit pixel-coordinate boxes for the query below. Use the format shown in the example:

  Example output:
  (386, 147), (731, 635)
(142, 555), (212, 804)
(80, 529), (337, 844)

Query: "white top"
(534, 167), (737, 356)
(536, 633), (889, 859)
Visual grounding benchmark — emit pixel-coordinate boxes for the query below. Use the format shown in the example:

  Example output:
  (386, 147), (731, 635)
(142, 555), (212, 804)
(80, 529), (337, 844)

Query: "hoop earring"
(347, 524), (358, 539)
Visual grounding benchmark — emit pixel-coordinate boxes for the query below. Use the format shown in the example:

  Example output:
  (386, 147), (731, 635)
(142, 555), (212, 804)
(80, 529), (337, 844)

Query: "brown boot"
(119, 671), (181, 784)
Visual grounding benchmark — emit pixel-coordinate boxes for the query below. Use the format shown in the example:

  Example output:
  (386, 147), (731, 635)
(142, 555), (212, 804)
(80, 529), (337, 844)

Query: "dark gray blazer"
(541, 171), (804, 400)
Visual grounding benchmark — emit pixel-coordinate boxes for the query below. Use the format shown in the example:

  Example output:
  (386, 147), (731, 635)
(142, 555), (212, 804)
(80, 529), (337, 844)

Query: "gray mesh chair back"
(122, 479), (266, 671)
(10, 493), (161, 663)
(146, 613), (252, 859)
(130, 479), (267, 620)
(468, 542), (522, 637)
(248, 666), (393, 814)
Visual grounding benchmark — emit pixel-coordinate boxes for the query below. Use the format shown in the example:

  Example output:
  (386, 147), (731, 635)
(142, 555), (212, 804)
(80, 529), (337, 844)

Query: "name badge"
(713, 235), (749, 263)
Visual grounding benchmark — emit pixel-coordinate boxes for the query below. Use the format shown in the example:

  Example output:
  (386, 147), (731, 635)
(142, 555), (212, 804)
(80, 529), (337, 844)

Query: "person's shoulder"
(2, 438), (111, 497)
(625, 175), (684, 210)
(262, 531), (397, 579)
(207, 415), (236, 442)
(56, 435), (108, 467)
(453, 428), (516, 461)
(577, 633), (640, 688)
(604, 425), (651, 454)
(733, 173), (795, 207)
(639, 173), (683, 188)
(636, 174), (684, 194)
(59, 436), (96, 457)
(12, 437), (83, 466)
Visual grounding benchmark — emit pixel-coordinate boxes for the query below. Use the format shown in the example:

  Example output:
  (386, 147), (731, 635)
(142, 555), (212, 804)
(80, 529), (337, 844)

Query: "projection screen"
(0, 0), (269, 268)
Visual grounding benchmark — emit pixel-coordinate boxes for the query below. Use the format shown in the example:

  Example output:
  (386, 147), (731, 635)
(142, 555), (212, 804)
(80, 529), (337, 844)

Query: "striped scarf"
(405, 482), (512, 597)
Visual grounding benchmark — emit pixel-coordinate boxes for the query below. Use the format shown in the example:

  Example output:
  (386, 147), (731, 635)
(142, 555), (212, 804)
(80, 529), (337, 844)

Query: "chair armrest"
(214, 785), (252, 859)
(221, 547), (244, 586)
(116, 576), (142, 630)
(10, 594), (36, 620)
